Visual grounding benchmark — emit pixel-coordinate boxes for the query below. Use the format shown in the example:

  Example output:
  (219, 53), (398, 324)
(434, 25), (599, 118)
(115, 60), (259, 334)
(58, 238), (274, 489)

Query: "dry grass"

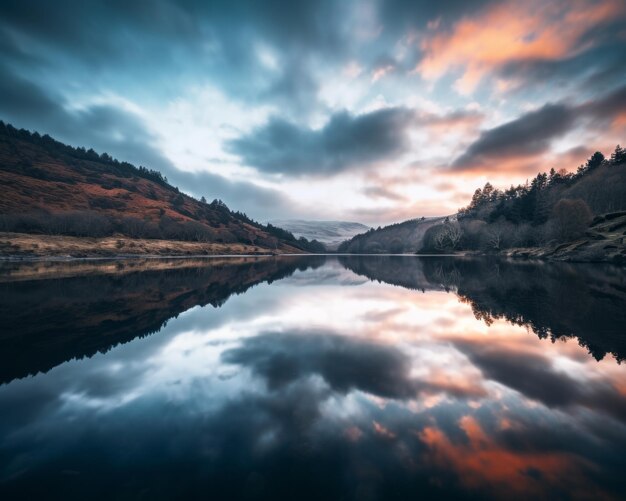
(0, 232), (303, 259)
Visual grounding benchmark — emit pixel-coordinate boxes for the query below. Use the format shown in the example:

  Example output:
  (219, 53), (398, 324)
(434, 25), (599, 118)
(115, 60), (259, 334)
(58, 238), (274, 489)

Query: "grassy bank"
(0, 232), (304, 259)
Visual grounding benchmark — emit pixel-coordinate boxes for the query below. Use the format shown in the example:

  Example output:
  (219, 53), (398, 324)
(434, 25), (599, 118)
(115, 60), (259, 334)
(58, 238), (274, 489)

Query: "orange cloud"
(417, 0), (624, 94)
(418, 417), (602, 498)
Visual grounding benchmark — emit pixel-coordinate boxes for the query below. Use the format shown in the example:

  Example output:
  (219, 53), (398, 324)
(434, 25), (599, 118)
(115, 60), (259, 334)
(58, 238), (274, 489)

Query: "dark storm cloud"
(228, 107), (416, 176)
(0, 62), (175, 171)
(452, 84), (626, 170)
(0, 64), (59, 119)
(499, 43), (626, 96)
(452, 103), (576, 169)
(0, 0), (350, 113)
(166, 169), (294, 220)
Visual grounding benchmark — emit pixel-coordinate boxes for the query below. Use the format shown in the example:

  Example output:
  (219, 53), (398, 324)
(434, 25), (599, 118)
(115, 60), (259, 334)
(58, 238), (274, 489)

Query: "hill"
(269, 219), (370, 250)
(337, 216), (448, 253)
(417, 146), (626, 262)
(339, 145), (626, 262)
(0, 121), (324, 257)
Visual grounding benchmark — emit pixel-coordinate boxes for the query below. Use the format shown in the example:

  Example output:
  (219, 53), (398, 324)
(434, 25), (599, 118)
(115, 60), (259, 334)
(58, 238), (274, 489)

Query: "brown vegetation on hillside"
(0, 121), (324, 255)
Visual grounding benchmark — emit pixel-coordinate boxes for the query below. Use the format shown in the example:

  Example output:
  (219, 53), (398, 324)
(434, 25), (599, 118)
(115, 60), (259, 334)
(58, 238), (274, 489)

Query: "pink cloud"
(417, 0), (625, 94)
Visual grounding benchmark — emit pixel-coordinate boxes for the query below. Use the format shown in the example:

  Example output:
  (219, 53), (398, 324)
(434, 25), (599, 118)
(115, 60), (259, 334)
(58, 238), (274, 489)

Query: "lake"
(1, 256), (625, 500)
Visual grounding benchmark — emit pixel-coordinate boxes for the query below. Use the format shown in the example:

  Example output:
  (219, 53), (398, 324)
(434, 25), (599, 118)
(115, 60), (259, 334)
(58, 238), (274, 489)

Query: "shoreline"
(0, 232), (304, 260)
(1, 233), (623, 264)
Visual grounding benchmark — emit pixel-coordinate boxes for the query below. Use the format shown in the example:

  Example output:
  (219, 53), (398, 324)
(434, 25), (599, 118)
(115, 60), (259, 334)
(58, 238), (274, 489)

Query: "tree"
(550, 199), (592, 242)
(487, 226), (502, 250)
(200, 196), (207, 204)
(447, 224), (463, 249)
(587, 151), (605, 171)
(610, 145), (626, 166)
(172, 194), (185, 207)
(429, 223), (463, 251)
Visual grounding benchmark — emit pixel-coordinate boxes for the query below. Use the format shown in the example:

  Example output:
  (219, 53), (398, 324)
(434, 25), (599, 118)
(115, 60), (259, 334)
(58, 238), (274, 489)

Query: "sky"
(1, 0), (625, 225)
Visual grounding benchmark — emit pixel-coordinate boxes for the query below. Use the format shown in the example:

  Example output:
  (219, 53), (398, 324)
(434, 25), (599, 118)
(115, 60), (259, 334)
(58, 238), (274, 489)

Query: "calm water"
(1, 256), (625, 500)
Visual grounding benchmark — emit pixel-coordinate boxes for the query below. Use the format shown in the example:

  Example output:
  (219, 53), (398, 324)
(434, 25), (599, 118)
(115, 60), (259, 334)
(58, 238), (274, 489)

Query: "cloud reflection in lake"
(0, 256), (624, 499)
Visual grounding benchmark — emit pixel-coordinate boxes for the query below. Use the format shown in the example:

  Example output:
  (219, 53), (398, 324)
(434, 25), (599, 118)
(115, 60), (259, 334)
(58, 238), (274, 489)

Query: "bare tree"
(433, 228), (448, 250)
(447, 224), (463, 249)
(487, 227), (502, 250)
(432, 223), (463, 250)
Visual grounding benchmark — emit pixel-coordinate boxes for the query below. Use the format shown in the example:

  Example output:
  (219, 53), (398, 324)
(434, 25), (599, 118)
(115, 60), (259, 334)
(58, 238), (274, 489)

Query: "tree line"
(422, 146), (626, 252)
(0, 121), (169, 186)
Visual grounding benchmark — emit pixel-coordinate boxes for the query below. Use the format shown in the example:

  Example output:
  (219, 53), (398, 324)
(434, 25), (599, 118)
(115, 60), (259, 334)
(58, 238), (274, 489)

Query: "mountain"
(337, 216), (449, 253)
(0, 121), (321, 256)
(269, 219), (370, 250)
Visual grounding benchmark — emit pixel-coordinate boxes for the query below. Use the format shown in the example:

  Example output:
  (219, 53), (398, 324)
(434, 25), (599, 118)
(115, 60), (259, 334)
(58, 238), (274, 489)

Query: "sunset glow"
(2, 0), (625, 224)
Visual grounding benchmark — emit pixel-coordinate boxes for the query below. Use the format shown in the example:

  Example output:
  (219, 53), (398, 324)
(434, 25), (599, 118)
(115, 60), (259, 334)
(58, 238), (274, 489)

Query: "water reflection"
(0, 256), (624, 500)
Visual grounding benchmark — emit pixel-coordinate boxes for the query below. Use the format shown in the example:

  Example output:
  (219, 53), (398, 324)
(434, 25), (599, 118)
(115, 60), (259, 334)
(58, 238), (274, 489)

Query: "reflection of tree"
(0, 256), (325, 384)
(340, 256), (626, 363)
(429, 259), (626, 362)
(432, 263), (461, 290)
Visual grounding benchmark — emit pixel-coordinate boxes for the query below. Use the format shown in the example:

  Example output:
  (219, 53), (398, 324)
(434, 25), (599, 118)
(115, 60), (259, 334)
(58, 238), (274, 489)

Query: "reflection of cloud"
(222, 330), (418, 398)
(419, 416), (599, 498)
(222, 330), (487, 400)
(456, 341), (626, 421)
(1, 259), (626, 499)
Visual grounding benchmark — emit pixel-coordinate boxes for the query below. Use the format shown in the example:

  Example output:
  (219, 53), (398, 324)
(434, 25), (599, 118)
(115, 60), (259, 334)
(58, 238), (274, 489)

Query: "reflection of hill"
(0, 256), (324, 384)
(338, 217), (447, 253)
(338, 255), (449, 292)
(341, 256), (626, 363)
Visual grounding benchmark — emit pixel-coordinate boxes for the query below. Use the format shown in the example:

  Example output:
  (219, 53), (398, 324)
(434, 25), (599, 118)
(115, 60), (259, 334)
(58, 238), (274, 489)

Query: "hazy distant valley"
(269, 220), (370, 250)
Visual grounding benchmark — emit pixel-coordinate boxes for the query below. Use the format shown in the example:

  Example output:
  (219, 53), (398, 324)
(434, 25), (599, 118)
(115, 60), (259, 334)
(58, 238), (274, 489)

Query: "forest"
(421, 146), (626, 252)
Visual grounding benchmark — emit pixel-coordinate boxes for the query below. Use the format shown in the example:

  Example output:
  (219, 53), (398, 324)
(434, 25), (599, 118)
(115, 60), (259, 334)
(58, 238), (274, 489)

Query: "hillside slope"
(270, 219), (370, 250)
(0, 121), (320, 255)
(505, 211), (626, 263)
(338, 216), (448, 253)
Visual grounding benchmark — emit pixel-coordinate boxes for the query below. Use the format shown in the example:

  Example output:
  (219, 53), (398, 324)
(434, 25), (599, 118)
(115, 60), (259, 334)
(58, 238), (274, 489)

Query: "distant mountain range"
(269, 219), (371, 250)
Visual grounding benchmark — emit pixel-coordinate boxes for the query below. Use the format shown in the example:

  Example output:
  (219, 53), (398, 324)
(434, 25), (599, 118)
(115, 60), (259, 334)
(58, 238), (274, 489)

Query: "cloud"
(222, 330), (486, 399)
(0, 64), (60, 119)
(362, 186), (408, 202)
(222, 330), (418, 398)
(452, 103), (576, 170)
(0, 64), (297, 220)
(417, 0), (625, 94)
(228, 107), (416, 176)
(457, 342), (626, 421)
(377, 0), (498, 32)
(452, 84), (626, 171)
(580, 83), (626, 124)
